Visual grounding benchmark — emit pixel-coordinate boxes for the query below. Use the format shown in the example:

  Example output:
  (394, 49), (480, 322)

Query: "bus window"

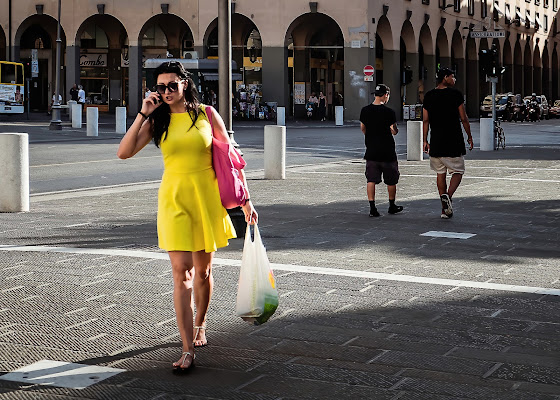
(17, 64), (24, 85)
(1, 63), (16, 84)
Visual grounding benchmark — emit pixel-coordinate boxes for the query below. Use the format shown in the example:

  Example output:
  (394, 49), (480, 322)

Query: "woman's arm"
(117, 93), (160, 159)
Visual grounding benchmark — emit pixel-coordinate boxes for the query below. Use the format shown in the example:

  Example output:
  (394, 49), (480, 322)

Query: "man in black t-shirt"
(69, 84), (79, 102)
(423, 68), (474, 219)
(360, 84), (403, 217)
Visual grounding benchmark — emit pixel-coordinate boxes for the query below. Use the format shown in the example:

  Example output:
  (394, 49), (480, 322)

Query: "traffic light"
(402, 66), (413, 85)
(479, 45), (502, 77)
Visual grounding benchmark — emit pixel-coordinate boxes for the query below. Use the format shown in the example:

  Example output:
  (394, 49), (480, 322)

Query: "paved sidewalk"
(0, 121), (560, 398)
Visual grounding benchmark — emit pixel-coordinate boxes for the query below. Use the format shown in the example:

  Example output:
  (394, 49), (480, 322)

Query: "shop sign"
(243, 57), (263, 69)
(80, 54), (107, 67)
(294, 82), (306, 105)
(31, 49), (39, 78)
(121, 53), (167, 68)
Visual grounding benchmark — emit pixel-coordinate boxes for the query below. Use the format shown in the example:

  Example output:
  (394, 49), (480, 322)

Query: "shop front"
(80, 52), (109, 111)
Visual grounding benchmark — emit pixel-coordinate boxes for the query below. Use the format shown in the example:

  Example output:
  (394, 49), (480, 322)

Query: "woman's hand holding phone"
(140, 93), (163, 117)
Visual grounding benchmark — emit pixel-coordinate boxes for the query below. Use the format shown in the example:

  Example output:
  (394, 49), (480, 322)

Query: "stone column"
(128, 45), (142, 117)
(65, 46), (80, 94)
(423, 54), (436, 98)
(262, 47), (289, 108)
(406, 52), (419, 104)
(344, 46), (370, 120)
(533, 67), (542, 95)
(466, 58), (479, 117)
(454, 58), (466, 97)
(383, 50), (401, 117)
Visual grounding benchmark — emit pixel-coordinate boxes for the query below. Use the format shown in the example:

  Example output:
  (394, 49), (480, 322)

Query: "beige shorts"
(430, 156), (465, 175)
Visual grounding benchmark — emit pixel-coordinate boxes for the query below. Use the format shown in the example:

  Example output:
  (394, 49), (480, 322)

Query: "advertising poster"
(294, 82), (306, 105)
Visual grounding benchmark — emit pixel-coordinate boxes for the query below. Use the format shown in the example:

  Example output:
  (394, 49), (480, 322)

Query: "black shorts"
(365, 160), (400, 185)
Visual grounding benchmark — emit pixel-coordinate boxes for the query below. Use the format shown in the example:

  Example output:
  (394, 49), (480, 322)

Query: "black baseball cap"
(374, 84), (390, 97)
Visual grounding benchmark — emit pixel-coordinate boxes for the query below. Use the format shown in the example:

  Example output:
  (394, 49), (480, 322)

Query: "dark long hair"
(150, 61), (203, 147)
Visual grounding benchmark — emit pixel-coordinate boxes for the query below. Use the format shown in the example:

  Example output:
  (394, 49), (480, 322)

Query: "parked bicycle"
(494, 120), (506, 150)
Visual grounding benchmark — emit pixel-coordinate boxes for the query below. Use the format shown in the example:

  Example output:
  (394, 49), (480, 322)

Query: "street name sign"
(469, 31), (506, 38)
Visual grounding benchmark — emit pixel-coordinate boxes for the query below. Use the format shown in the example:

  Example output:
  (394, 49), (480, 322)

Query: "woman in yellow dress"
(117, 61), (258, 372)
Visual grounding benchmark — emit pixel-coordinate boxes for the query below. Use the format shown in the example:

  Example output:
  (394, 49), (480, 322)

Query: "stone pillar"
(65, 46), (80, 94)
(128, 45), (142, 117)
(466, 59), (479, 117)
(423, 54), (437, 99)
(455, 58), (466, 97)
(108, 48), (122, 112)
(383, 50), (401, 117)
(344, 46), (370, 120)
(262, 47), (289, 108)
(12, 45), (20, 63)
(504, 62), (513, 93)
(514, 64), (523, 94)
(533, 67), (542, 96)
(406, 52), (419, 104)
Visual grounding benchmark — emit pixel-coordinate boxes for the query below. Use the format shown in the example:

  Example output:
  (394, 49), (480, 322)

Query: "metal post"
(26, 78), (31, 120)
(488, 76), (498, 150)
(218, 0), (236, 144)
(49, 0), (62, 130)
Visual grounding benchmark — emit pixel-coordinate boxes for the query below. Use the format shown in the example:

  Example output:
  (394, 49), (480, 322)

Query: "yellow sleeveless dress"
(157, 107), (236, 252)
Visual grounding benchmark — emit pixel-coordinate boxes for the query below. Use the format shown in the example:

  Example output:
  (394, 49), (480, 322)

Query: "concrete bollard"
(264, 125), (286, 180)
(406, 121), (423, 161)
(116, 107), (127, 134)
(480, 118), (493, 151)
(335, 106), (343, 126)
(72, 103), (82, 128)
(0, 133), (29, 212)
(67, 100), (77, 122)
(87, 107), (98, 137)
(276, 106), (286, 126)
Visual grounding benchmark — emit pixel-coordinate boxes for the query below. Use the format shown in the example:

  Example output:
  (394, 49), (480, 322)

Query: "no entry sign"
(363, 65), (375, 76)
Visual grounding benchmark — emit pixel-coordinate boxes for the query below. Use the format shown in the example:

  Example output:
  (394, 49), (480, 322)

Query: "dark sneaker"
(388, 205), (404, 214)
(440, 194), (453, 217)
(369, 208), (381, 217)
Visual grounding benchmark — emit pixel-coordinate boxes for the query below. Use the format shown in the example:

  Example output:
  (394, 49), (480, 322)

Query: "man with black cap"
(422, 68), (474, 219)
(360, 84), (403, 217)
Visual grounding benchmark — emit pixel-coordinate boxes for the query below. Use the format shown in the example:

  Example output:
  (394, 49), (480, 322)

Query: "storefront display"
(233, 84), (276, 121)
(80, 53), (109, 111)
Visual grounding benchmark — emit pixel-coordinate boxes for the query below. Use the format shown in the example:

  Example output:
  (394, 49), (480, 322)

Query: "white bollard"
(116, 107), (127, 134)
(67, 100), (77, 122)
(0, 133), (29, 212)
(72, 103), (82, 128)
(264, 125), (286, 180)
(87, 107), (99, 137)
(276, 106), (285, 126)
(335, 106), (343, 126)
(406, 121), (423, 161)
(480, 118), (493, 151)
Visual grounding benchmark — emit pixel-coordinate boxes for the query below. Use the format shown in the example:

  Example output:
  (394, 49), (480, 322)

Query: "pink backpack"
(206, 106), (248, 209)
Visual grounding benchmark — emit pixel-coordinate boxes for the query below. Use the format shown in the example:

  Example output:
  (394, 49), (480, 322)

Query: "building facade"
(1, 0), (559, 119)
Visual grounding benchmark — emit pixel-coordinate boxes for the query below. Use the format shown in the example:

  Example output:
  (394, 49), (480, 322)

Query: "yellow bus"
(0, 61), (25, 114)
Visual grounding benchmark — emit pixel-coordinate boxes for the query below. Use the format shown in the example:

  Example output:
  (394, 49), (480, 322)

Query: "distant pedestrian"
(308, 92), (318, 119)
(70, 84), (78, 102)
(360, 84), (403, 217)
(77, 85), (86, 104)
(422, 68), (474, 219)
(318, 91), (327, 121)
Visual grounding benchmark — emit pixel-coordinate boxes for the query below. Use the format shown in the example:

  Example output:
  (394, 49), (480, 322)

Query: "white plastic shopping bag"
(236, 224), (279, 325)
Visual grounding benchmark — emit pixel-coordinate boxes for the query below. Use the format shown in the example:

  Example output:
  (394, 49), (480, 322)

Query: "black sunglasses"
(154, 81), (181, 95)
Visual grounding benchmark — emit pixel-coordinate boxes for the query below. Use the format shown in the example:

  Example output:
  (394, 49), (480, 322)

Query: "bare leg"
(387, 185), (396, 200)
(436, 173), (448, 196)
(168, 251), (195, 367)
(367, 182), (376, 201)
(193, 251), (214, 346)
(447, 173), (463, 199)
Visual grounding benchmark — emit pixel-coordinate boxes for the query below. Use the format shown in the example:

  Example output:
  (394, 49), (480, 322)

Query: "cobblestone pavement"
(0, 118), (559, 399)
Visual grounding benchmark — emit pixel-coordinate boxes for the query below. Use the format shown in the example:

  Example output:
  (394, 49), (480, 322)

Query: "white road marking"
(421, 231), (477, 240)
(1, 245), (559, 296)
(31, 155), (162, 168)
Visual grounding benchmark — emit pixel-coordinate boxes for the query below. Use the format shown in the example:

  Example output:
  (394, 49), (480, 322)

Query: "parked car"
(549, 100), (560, 118)
(480, 93), (514, 119)
(523, 94), (549, 119)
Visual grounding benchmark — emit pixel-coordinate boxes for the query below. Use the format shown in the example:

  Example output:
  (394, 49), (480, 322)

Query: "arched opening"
(285, 13), (344, 119)
(418, 24), (433, 102)
(0, 26), (6, 61)
(465, 37), (478, 116)
(533, 46), (542, 96)
(76, 15), (128, 111)
(524, 42), (533, 96)
(203, 14), (262, 117)
(542, 45), (550, 100)
(553, 46), (558, 101)
(513, 40), (522, 95)
(436, 27), (450, 71)
(400, 20), (416, 105)
(503, 39), (513, 93)
(16, 15), (67, 112)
